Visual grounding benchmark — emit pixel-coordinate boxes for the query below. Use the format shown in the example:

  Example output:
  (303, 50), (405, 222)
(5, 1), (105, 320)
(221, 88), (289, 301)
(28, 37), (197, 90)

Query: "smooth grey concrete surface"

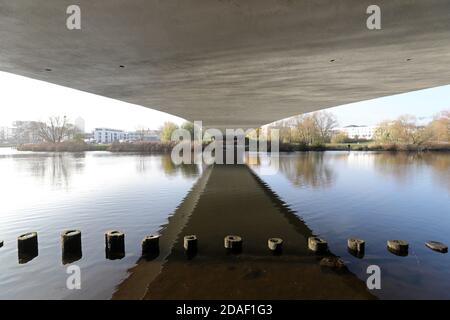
(1, 1), (450, 128)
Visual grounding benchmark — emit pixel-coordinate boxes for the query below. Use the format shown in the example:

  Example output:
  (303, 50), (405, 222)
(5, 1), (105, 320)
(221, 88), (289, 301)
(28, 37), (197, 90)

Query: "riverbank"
(108, 141), (176, 153)
(16, 141), (206, 153)
(17, 141), (109, 152)
(15, 141), (450, 153)
(278, 142), (450, 152)
(16, 141), (175, 153)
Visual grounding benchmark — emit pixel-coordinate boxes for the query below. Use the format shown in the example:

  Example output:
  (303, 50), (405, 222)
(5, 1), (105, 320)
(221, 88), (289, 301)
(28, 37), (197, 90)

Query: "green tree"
(331, 131), (349, 144)
(160, 121), (179, 142)
(180, 121), (203, 141)
(428, 110), (449, 142)
(374, 115), (433, 145)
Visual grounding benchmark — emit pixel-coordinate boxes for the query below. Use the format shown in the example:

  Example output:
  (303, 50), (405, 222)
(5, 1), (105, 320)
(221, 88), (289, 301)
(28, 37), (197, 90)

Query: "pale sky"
(0, 71), (185, 132)
(0, 71), (449, 131)
(326, 87), (450, 127)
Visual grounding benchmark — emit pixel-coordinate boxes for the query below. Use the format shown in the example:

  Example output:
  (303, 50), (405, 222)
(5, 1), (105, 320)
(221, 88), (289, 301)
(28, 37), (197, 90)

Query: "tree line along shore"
(9, 110), (450, 153)
(14, 140), (450, 153)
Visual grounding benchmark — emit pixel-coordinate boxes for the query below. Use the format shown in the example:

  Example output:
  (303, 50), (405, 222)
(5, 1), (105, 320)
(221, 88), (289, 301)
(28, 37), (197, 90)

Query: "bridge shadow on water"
(113, 164), (375, 300)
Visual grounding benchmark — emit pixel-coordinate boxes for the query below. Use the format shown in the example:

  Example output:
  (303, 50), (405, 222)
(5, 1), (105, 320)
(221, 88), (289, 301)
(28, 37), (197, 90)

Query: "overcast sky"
(0, 71), (448, 131)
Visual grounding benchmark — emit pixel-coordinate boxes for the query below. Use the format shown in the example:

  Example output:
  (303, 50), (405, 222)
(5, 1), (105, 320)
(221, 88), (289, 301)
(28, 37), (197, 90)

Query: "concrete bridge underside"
(1, 0), (450, 128)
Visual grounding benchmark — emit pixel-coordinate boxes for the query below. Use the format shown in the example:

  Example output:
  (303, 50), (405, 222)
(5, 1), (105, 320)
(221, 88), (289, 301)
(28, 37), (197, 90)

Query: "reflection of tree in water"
(278, 153), (336, 188)
(135, 155), (150, 173)
(431, 155), (450, 193)
(245, 154), (260, 166)
(373, 152), (450, 192)
(159, 154), (200, 178)
(179, 163), (200, 178)
(26, 153), (85, 188)
(160, 155), (177, 176)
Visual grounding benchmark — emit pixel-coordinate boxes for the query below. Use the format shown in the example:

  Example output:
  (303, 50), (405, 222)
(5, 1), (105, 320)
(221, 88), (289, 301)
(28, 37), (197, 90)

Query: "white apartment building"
(334, 125), (378, 140)
(92, 128), (161, 144)
(125, 130), (160, 142)
(93, 128), (125, 144)
(0, 126), (14, 142)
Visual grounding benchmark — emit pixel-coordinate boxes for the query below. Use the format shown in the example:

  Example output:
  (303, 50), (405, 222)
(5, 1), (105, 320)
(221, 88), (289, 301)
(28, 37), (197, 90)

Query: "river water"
(0, 148), (448, 299)
(250, 151), (450, 299)
(0, 149), (202, 299)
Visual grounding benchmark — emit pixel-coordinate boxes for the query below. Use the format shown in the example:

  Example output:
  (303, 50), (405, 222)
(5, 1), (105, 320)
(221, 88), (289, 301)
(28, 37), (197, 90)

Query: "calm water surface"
(0, 148), (449, 299)
(0, 148), (202, 299)
(251, 151), (450, 299)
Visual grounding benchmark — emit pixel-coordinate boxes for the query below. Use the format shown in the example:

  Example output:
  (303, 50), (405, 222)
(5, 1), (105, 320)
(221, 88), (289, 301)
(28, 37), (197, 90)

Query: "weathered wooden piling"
(61, 230), (82, 264)
(268, 238), (283, 252)
(142, 235), (160, 257)
(308, 236), (328, 253)
(320, 257), (346, 270)
(105, 230), (125, 260)
(348, 238), (365, 252)
(183, 235), (198, 252)
(425, 241), (448, 253)
(387, 240), (408, 256)
(347, 238), (365, 258)
(224, 235), (243, 252)
(18, 232), (38, 264)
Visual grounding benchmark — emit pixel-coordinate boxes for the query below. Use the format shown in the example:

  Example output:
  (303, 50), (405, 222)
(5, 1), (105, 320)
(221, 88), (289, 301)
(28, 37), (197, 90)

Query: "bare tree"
(267, 111), (337, 146)
(312, 111), (338, 143)
(135, 125), (148, 141)
(294, 114), (318, 145)
(428, 110), (450, 143)
(38, 116), (70, 143)
(374, 114), (434, 145)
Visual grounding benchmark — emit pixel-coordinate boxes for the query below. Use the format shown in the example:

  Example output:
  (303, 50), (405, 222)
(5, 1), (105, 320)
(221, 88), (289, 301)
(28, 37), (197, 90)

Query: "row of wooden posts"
(2, 231), (448, 265)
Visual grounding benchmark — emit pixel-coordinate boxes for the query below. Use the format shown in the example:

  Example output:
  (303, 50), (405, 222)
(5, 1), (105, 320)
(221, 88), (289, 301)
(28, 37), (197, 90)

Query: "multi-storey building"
(92, 128), (161, 144)
(93, 128), (125, 144)
(334, 125), (378, 140)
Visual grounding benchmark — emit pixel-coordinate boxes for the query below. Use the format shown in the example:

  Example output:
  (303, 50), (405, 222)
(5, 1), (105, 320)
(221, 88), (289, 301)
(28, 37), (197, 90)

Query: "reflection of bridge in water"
(114, 163), (374, 300)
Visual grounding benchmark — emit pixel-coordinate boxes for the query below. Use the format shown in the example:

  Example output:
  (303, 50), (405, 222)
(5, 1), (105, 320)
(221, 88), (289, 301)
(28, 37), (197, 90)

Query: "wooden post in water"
(183, 235), (198, 252)
(224, 235), (243, 253)
(387, 240), (408, 256)
(347, 238), (365, 258)
(61, 230), (82, 264)
(308, 236), (328, 253)
(425, 241), (448, 253)
(18, 232), (38, 264)
(268, 238), (283, 253)
(142, 235), (160, 258)
(105, 230), (125, 260)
